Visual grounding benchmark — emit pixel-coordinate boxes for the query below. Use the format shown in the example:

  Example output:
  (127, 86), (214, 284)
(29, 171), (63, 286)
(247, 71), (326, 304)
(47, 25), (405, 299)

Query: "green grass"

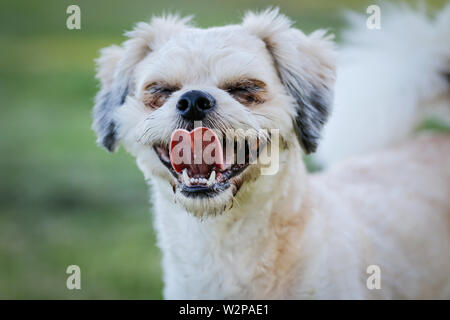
(0, 0), (447, 299)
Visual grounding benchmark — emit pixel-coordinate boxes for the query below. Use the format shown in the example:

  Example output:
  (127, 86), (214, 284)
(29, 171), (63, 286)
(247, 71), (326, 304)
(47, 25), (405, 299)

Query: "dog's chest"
(153, 199), (287, 299)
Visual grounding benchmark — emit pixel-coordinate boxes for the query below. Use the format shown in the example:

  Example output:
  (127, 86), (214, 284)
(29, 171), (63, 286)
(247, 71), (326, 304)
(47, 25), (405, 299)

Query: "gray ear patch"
(281, 67), (332, 154)
(92, 83), (128, 152)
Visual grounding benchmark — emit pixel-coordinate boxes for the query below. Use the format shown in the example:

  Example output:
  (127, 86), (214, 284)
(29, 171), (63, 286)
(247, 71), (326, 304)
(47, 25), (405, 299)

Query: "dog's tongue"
(170, 127), (223, 174)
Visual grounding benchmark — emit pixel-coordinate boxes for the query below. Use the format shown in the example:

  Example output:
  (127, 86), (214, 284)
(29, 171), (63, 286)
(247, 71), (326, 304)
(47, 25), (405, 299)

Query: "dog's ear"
(92, 15), (192, 152)
(242, 8), (336, 153)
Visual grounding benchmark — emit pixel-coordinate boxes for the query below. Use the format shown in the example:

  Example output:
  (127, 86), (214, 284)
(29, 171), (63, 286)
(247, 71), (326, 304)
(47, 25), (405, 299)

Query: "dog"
(92, 6), (450, 299)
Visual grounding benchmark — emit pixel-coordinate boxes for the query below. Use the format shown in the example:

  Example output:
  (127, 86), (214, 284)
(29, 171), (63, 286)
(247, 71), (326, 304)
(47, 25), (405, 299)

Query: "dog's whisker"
(253, 112), (275, 121)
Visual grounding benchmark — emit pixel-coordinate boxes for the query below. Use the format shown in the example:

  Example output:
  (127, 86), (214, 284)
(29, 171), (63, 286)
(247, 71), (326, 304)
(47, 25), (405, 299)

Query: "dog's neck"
(150, 147), (312, 299)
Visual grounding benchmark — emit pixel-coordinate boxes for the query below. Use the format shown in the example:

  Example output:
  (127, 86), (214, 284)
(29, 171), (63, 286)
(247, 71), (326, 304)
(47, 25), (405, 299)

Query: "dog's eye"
(143, 84), (179, 109)
(225, 79), (267, 106)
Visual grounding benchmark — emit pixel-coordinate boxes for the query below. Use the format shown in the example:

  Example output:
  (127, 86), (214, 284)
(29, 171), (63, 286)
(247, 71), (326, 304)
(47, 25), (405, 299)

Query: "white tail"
(316, 3), (450, 167)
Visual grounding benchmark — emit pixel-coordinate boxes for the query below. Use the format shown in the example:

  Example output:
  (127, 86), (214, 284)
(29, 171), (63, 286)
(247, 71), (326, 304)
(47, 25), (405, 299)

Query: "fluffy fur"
(316, 3), (450, 166)
(92, 5), (450, 299)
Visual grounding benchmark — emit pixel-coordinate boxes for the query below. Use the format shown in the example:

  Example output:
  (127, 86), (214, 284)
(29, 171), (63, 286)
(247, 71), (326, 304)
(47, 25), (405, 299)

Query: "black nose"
(176, 90), (215, 121)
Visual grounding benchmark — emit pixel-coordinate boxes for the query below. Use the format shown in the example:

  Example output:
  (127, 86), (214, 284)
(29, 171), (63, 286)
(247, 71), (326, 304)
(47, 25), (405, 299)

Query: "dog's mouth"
(154, 127), (261, 198)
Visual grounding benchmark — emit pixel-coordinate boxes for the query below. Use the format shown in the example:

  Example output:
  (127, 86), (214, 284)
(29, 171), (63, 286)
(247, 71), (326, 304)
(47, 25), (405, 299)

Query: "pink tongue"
(169, 127), (224, 174)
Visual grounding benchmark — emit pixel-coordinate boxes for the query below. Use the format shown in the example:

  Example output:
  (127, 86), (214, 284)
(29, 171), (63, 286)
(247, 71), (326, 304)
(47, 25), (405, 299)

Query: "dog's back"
(310, 5), (450, 298)
(311, 134), (450, 298)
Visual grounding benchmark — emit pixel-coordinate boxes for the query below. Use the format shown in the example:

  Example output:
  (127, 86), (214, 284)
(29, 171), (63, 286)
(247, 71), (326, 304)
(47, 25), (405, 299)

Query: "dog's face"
(92, 9), (336, 217)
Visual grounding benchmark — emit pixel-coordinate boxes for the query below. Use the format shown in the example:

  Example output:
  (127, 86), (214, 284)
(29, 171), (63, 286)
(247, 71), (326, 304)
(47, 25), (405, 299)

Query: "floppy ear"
(92, 15), (192, 151)
(93, 45), (126, 152)
(242, 8), (336, 153)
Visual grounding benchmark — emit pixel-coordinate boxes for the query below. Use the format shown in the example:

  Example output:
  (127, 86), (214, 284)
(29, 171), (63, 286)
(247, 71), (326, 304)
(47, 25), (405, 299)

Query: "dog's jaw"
(151, 128), (270, 217)
(151, 145), (269, 217)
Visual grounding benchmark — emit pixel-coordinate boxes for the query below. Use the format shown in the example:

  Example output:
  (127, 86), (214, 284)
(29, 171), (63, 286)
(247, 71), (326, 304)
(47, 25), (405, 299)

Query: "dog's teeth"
(183, 169), (190, 186)
(208, 170), (216, 186)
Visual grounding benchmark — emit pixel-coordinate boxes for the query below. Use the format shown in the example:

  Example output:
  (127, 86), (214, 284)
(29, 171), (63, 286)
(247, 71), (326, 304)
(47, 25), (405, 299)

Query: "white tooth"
(202, 178), (207, 184)
(208, 170), (216, 186)
(183, 169), (190, 185)
(190, 178), (195, 183)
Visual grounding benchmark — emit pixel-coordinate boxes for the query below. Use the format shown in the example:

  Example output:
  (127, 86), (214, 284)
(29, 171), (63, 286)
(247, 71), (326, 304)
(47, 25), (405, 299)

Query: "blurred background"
(0, 0), (447, 299)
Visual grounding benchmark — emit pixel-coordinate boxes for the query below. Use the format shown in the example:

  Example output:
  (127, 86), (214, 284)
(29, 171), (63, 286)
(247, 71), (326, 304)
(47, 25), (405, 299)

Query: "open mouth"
(154, 127), (260, 198)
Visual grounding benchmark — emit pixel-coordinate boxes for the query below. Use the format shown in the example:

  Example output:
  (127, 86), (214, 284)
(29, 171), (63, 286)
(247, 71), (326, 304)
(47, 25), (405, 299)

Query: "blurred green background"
(0, 0), (447, 299)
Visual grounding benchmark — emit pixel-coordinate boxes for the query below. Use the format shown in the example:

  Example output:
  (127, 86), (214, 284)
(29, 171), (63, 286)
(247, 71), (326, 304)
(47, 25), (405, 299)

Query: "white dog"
(92, 5), (450, 299)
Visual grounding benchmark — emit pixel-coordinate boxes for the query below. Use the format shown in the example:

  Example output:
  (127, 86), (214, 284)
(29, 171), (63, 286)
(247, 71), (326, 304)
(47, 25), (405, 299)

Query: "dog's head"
(92, 9), (336, 217)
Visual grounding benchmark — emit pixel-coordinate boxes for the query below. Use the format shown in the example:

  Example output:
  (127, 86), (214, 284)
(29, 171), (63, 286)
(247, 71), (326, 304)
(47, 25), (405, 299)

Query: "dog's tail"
(315, 3), (450, 167)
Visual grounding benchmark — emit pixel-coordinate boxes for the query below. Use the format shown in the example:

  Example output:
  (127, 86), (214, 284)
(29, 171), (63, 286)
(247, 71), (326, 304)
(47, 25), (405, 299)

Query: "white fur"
(93, 6), (450, 299)
(316, 3), (450, 166)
